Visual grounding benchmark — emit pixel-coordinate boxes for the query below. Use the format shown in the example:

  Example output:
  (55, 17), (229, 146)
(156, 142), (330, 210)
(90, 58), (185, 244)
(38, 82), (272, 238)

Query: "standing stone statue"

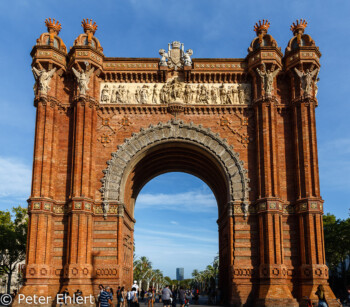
(139, 85), (149, 104)
(32, 67), (57, 94)
(210, 86), (218, 104)
(152, 84), (160, 104)
(182, 49), (193, 66)
(183, 85), (192, 104)
(219, 84), (228, 105)
(100, 84), (110, 103)
(72, 66), (95, 95)
(238, 84), (245, 104)
(294, 67), (319, 96)
(256, 63), (280, 96)
(159, 49), (168, 66)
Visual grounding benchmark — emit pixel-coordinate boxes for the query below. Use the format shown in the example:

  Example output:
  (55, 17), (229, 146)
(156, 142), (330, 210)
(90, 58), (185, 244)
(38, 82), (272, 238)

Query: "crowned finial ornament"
(291, 19), (308, 35)
(45, 18), (62, 35)
(82, 18), (98, 34)
(254, 19), (270, 35)
(291, 19), (308, 46)
(254, 20), (270, 45)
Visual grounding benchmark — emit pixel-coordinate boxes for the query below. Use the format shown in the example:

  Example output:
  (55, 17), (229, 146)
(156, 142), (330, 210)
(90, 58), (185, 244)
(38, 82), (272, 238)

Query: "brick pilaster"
(292, 98), (337, 305)
(254, 96), (298, 306)
(63, 95), (98, 295)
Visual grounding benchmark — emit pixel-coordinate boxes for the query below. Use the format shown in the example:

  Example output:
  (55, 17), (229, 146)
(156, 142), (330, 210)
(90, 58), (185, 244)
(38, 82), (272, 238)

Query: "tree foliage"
(133, 256), (164, 290)
(323, 213), (350, 298)
(0, 206), (28, 293)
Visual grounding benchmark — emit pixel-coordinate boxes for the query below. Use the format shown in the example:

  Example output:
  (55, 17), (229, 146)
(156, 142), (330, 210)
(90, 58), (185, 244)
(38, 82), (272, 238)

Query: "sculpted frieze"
(99, 79), (251, 105)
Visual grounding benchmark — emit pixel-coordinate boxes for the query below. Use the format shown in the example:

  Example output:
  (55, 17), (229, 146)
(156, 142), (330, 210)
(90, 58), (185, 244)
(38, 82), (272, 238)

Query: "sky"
(0, 0), (349, 279)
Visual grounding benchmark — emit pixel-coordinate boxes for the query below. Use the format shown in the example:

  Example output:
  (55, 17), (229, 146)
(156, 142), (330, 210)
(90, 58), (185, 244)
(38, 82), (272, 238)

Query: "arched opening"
(122, 142), (227, 301)
(134, 172), (218, 290)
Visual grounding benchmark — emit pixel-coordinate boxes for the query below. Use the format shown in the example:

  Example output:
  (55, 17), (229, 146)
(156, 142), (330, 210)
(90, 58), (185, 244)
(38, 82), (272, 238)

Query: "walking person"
(179, 287), (185, 307)
(120, 287), (127, 307)
(130, 287), (139, 307)
(315, 285), (328, 307)
(59, 288), (69, 307)
(162, 285), (172, 307)
(98, 285), (105, 307)
(171, 287), (178, 307)
(99, 286), (113, 307)
(146, 287), (154, 307)
(116, 286), (122, 307)
(127, 289), (132, 307)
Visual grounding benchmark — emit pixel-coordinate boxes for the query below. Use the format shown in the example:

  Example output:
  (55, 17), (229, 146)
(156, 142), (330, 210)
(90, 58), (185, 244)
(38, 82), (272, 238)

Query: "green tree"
(323, 213), (350, 293)
(133, 256), (152, 289)
(0, 206), (28, 294)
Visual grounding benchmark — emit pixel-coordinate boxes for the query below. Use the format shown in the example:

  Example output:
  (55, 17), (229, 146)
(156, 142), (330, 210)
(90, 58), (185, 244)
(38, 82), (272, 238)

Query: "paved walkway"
(138, 296), (221, 307)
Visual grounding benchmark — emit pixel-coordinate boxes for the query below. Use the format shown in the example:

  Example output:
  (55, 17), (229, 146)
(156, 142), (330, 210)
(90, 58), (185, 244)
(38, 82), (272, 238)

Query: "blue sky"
(0, 0), (349, 279)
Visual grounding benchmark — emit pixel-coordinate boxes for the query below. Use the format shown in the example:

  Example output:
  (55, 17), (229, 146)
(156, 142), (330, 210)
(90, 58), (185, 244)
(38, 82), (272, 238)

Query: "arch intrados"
(122, 141), (229, 210)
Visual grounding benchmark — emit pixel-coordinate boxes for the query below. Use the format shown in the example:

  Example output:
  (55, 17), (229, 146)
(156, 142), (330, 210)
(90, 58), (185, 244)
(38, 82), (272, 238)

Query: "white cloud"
(170, 221), (178, 225)
(136, 190), (217, 212)
(0, 156), (31, 199)
(136, 228), (217, 244)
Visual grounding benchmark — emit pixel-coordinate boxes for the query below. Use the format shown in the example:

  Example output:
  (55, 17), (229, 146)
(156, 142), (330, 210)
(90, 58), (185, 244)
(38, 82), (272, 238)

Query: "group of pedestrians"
(160, 285), (198, 307)
(97, 283), (138, 307)
(95, 282), (201, 307)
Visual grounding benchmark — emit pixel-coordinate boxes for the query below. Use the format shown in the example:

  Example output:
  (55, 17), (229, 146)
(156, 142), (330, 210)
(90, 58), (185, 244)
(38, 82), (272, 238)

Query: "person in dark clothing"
(59, 289), (69, 307)
(315, 285), (328, 307)
(171, 288), (178, 307)
(179, 287), (186, 307)
(100, 286), (113, 307)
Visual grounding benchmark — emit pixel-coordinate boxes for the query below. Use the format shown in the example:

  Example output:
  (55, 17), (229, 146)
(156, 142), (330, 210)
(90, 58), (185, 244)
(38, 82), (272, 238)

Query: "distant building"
(176, 268), (184, 281)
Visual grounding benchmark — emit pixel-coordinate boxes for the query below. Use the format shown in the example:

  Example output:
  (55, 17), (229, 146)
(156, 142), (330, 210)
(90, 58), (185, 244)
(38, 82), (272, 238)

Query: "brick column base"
(255, 283), (298, 306)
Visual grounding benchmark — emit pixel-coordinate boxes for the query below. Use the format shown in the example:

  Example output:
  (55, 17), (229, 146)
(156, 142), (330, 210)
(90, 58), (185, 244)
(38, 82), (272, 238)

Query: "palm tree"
(133, 256), (152, 289)
(152, 269), (163, 290)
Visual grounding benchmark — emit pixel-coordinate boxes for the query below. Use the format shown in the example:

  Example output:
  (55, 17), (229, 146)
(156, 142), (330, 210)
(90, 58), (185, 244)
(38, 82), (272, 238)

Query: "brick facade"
(16, 18), (340, 306)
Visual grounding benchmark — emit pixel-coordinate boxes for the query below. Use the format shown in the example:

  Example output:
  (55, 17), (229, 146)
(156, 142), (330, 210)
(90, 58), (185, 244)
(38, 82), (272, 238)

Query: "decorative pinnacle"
(81, 18), (98, 34)
(45, 18), (62, 35)
(254, 19), (270, 35)
(291, 19), (308, 35)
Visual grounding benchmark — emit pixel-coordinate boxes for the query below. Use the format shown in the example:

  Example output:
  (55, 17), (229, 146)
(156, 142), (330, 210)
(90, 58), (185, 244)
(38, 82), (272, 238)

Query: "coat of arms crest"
(159, 41), (193, 70)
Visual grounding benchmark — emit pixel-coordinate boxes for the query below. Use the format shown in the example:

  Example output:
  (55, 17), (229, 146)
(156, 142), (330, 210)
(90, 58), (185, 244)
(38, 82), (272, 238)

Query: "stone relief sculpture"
(32, 67), (57, 94)
(100, 84), (110, 103)
(72, 65), (95, 95)
(294, 67), (319, 96)
(100, 79), (251, 106)
(256, 63), (280, 96)
(159, 41), (193, 70)
(152, 84), (160, 104)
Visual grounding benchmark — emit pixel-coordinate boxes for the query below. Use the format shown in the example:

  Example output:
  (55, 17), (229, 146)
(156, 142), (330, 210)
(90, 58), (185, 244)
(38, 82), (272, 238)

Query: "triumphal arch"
(19, 18), (339, 306)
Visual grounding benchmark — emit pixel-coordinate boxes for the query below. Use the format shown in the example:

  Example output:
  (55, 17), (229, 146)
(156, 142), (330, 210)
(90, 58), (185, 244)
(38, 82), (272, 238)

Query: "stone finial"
(254, 19), (270, 36)
(81, 18), (98, 34)
(291, 19), (308, 35)
(291, 19), (308, 47)
(254, 20), (270, 45)
(45, 18), (62, 35)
